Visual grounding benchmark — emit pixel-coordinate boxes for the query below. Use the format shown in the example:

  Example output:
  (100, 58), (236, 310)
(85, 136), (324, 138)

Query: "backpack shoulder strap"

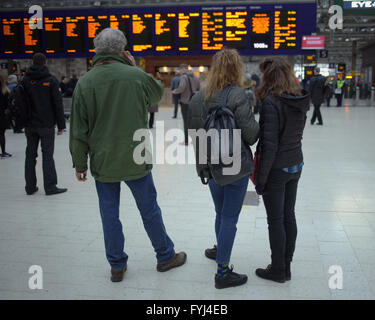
(219, 85), (235, 108)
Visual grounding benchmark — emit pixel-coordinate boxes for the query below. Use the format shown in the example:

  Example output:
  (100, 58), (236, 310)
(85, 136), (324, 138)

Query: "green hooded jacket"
(69, 53), (163, 182)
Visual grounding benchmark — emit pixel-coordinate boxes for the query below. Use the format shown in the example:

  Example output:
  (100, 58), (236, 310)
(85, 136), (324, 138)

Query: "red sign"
(302, 35), (325, 49)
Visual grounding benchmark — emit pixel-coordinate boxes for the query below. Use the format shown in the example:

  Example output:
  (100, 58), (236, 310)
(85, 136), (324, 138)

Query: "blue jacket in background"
(170, 75), (181, 98)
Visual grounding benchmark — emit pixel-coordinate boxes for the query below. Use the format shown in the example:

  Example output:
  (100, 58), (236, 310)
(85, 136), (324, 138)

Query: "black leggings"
(262, 169), (301, 271)
(0, 128), (5, 153)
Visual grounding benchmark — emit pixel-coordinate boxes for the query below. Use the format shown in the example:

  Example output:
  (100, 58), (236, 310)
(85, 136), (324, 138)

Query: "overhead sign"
(302, 35), (325, 49)
(335, 0), (375, 15)
(0, 3), (317, 59)
(319, 49), (328, 59)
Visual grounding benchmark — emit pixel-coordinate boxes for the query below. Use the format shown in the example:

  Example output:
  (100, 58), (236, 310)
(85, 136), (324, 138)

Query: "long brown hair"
(205, 48), (244, 99)
(256, 57), (302, 101)
(0, 75), (10, 96)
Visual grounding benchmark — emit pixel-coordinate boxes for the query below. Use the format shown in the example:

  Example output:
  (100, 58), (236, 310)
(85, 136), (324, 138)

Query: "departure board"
(23, 17), (43, 54)
(88, 15), (108, 52)
(202, 10), (224, 51)
(109, 14), (131, 51)
(66, 15), (86, 53)
(132, 13), (153, 52)
(45, 17), (64, 53)
(178, 12), (200, 52)
(0, 3), (316, 58)
(225, 10), (247, 50)
(250, 11), (272, 50)
(274, 10), (297, 50)
(155, 13), (176, 52)
(2, 18), (22, 54)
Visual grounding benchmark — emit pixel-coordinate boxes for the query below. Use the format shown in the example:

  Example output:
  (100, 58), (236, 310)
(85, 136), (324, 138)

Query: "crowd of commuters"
(2, 27), (341, 289)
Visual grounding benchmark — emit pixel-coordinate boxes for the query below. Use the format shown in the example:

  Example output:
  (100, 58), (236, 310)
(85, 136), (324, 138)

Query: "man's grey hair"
(314, 67), (320, 73)
(94, 28), (127, 55)
(7, 74), (17, 84)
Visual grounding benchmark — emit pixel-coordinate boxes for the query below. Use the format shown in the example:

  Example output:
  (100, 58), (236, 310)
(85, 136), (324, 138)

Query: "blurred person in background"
(0, 75), (11, 158)
(170, 71), (181, 119)
(308, 67), (327, 126)
(21, 53), (67, 196)
(172, 64), (200, 146)
(7, 74), (23, 134)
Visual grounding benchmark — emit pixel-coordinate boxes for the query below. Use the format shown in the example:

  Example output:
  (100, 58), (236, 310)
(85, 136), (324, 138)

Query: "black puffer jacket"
(22, 65), (65, 130)
(188, 86), (259, 179)
(256, 90), (310, 186)
(308, 74), (326, 105)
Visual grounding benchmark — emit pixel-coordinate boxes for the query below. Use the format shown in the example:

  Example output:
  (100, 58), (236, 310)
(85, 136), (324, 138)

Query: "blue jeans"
(95, 173), (175, 270)
(173, 94), (180, 117)
(208, 176), (249, 265)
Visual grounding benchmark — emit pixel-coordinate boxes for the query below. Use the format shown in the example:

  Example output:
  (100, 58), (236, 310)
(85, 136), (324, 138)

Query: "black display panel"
(109, 13), (131, 51)
(23, 17), (43, 54)
(155, 13), (176, 52)
(202, 10), (224, 51)
(225, 10), (248, 50)
(178, 12), (200, 52)
(132, 13), (153, 53)
(66, 15), (86, 54)
(274, 10), (297, 50)
(2, 17), (22, 54)
(250, 11), (272, 50)
(0, 3), (316, 58)
(88, 15), (108, 52)
(45, 16), (64, 54)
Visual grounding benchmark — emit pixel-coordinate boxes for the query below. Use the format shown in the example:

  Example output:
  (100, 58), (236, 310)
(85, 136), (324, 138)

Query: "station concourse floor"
(1, 102), (375, 300)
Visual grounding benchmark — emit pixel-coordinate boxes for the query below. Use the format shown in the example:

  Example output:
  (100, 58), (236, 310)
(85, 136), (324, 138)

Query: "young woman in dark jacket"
(254, 57), (310, 283)
(189, 48), (259, 289)
(0, 75), (11, 158)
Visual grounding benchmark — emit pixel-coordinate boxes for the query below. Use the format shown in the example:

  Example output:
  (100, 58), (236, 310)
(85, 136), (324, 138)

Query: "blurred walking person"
(172, 64), (200, 146)
(308, 67), (326, 125)
(0, 75), (11, 158)
(170, 71), (181, 118)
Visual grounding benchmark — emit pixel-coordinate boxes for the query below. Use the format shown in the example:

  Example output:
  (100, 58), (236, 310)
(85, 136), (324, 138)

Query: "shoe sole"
(215, 277), (248, 289)
(157, 253), (187, 272)
(255, 273), (286, 283)
(45, 191), (67, 196)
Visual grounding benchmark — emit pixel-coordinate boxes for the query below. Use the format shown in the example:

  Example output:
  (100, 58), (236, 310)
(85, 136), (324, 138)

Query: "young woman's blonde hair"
(0, 75), (10, 96)
(205, 47), (244, 99)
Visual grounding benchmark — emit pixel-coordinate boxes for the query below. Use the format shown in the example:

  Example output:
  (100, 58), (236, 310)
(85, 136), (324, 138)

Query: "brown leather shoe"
(157, 252), (187, 272)
(110, 266), (127, 282)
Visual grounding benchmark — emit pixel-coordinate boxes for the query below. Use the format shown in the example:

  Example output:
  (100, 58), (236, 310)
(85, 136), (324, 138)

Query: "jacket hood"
(92, 53), (131, 67)
(26, 65), (51, 80)
(277, 89), (310, 113)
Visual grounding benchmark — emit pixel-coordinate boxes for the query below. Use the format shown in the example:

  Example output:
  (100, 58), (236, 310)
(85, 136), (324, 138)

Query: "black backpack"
(8, 81), (32, 128)
(201, 86), (254, 186)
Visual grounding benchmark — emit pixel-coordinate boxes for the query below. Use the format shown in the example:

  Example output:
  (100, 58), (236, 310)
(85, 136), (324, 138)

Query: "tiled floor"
(0, 102), (375, 300)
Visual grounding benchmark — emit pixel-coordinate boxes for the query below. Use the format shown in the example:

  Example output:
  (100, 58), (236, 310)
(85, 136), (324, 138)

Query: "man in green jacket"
(69, 28), (186, 282)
